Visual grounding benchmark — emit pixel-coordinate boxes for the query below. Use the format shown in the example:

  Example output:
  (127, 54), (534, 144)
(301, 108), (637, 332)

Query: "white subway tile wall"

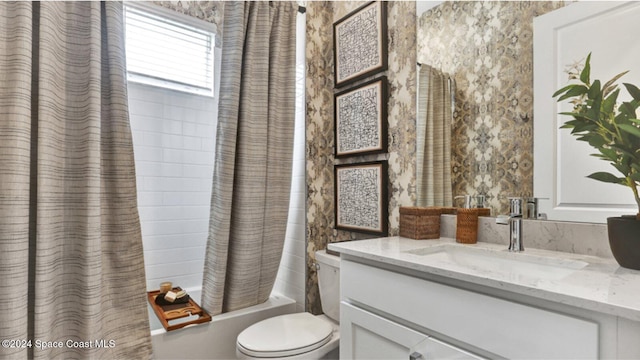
(273, 110), (306, 312)
(128, 82), (217, 291)
(273, 11), (307, 313)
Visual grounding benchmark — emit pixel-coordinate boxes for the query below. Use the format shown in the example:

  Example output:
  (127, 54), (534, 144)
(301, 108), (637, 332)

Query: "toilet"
(236, 250), (340, 359)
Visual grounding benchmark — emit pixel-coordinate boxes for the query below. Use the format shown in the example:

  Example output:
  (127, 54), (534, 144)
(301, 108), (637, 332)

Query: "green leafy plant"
(553, 53), (640, 219)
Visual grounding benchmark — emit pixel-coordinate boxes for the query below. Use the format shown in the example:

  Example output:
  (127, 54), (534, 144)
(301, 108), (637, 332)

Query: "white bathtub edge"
(151, 294), (297, 359)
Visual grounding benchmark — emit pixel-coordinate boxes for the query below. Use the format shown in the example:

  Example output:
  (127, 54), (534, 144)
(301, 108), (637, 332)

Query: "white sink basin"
(403, 244), (589, 281)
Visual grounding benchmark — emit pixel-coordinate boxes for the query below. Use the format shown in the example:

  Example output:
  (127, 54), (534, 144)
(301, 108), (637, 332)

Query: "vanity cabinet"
(340, 258), (603, 359)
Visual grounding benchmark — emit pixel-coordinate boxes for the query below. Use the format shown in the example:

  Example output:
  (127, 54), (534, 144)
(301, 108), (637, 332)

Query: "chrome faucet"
(497, 197), (524, 252)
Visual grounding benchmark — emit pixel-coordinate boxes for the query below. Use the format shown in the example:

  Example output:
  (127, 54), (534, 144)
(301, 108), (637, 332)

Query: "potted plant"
(553, 53), (640, 270)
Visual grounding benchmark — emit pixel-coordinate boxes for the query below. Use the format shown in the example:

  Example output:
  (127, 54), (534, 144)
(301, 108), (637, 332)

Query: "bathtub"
(149, 287), (297, 359)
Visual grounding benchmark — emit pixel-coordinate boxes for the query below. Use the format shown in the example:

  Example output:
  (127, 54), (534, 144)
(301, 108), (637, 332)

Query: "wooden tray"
(147, 287), (211, 331)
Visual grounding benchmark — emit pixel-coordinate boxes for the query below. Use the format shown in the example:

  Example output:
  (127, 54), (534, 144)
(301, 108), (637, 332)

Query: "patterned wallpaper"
(305, 1), (417, 313)
(153, 1), (224, 42)
(417, 1), (566, 215)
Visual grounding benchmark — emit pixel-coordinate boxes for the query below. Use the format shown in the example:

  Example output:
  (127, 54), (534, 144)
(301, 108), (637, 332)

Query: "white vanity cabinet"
(340, 258), (602, 359)
(331, 237), (640, 359)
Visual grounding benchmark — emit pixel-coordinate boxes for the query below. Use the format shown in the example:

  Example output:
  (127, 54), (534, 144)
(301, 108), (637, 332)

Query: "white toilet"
(236, 250), (340, 359)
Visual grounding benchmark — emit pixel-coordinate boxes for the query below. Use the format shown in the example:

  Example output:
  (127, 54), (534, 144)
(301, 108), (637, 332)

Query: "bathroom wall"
(273, 11), (308, 314)
(274, 106), (306, 313)
(126, 1), (222, 293)
(417, 1), (566, 215)
(129, 83), (217, 291)
(305, 1), (417, 313)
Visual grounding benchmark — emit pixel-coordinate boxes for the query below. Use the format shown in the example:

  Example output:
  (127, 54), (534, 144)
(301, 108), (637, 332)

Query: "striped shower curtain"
(201, 2), (297, 315)
(0, 2), (151, 358)
(416, 64), (454, 207)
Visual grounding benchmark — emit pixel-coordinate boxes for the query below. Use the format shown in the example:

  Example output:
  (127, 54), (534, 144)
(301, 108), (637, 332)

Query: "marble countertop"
(328, 237), (640, 322)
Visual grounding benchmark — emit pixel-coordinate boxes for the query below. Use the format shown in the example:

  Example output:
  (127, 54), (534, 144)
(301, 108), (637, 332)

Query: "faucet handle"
(495, 215), (510, 225)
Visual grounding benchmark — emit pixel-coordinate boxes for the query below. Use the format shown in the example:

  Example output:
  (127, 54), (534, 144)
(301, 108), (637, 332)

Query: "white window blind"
(125, 5), (215, 97)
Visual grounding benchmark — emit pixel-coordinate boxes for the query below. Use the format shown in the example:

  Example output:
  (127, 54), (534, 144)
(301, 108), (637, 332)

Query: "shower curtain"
(0, 2), (151, 359)
(416, 64), (454, 207)
(201, 2), (297, 315)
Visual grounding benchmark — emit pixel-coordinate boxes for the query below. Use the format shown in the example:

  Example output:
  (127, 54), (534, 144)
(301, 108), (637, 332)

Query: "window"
(124, 5), (216, 97)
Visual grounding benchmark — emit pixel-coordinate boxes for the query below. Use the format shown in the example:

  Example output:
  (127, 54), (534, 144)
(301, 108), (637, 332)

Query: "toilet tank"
(315, 249), (340, 322)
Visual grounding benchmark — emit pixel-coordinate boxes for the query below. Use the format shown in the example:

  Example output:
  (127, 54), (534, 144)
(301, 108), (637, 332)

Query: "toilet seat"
(237, 312), (333, 358)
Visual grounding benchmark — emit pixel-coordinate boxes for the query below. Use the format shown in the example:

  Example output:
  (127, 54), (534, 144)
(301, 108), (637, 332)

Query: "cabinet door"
(341, 301), (429, 360)
(341, 302), (484, 360)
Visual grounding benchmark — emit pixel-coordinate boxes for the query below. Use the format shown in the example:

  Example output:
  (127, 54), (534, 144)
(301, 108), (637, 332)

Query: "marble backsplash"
(440, 215), (613, 259)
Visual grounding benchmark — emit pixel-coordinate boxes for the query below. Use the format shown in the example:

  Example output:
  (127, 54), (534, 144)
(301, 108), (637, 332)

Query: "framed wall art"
(334, 76), (388, 158)
(333, 1), (388, 88)
(334, 161), (388, 236)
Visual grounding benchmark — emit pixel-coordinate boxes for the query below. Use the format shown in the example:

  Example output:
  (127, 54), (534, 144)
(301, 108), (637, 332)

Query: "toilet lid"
(237, 312), (333, 358)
